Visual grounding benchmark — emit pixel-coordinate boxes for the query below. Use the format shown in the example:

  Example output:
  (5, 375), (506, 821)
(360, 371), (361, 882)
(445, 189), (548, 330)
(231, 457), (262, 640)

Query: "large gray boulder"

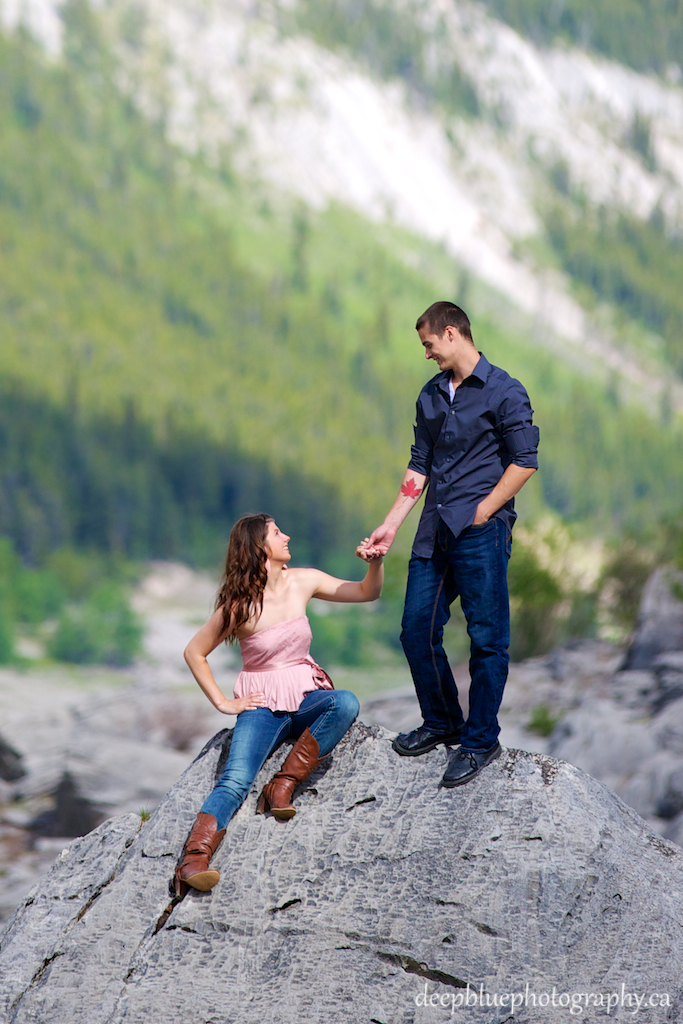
(1, 725), (682, 1023)
(548, 692), (683, 835)
(0, 735), (25, 783)
(624, 567), (683, 670)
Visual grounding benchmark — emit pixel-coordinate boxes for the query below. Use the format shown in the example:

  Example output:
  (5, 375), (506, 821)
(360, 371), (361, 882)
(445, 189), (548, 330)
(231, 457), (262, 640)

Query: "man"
(360, 301), (538, 786)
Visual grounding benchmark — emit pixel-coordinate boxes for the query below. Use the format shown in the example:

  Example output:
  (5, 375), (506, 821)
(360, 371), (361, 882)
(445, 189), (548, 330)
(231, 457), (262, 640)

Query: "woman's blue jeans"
(400, 517), (511, 752)
(201, 689), (359, 829)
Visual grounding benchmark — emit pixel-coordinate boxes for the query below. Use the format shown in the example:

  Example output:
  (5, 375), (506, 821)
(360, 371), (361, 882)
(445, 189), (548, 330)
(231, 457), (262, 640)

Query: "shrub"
(47, 583), (142, 666)
(599, 540), (654, 631)
(48, 608), (101, 664)
(508, 543), (564, 661)
(12, 568), (66, 624)
(0, 602), (14, 664)
(527, 704), (561, 738)
(308, 606), (374, 668)
(46, 548), (110, 601)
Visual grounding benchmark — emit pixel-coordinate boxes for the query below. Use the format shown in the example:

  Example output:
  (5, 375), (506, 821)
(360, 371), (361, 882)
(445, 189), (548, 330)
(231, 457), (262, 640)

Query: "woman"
(176, 512), (383, 894)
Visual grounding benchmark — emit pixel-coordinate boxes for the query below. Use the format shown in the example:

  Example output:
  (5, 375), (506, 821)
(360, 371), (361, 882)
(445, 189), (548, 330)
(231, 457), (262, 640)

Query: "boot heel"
(173, 868), (188, 899)
(256, 728), (321, 820)
(175, 812), (225, 893)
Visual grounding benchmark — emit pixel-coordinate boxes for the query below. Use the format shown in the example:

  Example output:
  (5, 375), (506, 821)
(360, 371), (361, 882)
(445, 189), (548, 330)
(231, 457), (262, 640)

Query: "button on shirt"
(407, 353), (539, 557)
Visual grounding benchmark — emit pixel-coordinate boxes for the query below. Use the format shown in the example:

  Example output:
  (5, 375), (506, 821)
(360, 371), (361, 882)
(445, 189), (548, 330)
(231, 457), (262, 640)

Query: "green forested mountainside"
(478, 0), (683, 75)
(0, 16), (422, 558)
(1, 10), (683, 588)
(0, 380), (340, 567)
(546, 204), (683, 375)
(292, 0), (683, 80)
(289, 0), (481, 117)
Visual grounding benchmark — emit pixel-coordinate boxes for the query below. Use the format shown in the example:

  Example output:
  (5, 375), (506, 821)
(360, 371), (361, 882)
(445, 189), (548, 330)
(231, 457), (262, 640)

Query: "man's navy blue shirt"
(407, 353), (539, 557)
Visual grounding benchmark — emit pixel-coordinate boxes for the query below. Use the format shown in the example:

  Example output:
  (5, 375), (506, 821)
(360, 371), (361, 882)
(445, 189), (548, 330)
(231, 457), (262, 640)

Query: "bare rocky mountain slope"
(4, 0), (683, 408)
(1, 724), (682, 1023)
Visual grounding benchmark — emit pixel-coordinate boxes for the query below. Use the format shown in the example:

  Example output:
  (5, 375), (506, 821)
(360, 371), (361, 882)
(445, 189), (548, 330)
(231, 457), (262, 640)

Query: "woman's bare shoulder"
(283, 566), (326, 595)
(285, 566), (323, 583)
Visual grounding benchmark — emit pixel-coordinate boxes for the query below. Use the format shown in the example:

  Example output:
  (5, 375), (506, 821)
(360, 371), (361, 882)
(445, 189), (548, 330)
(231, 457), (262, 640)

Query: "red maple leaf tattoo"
(401, 478), (422, 499)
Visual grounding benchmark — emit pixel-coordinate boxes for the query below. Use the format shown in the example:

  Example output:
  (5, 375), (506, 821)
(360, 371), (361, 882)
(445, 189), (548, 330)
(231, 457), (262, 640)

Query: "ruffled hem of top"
(233, 661), (333, 713)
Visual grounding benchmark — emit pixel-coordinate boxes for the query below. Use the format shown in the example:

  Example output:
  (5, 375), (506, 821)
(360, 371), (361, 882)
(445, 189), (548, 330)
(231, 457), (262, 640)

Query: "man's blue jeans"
(201, 689), (359, 829)
(400, 517), (511, 752)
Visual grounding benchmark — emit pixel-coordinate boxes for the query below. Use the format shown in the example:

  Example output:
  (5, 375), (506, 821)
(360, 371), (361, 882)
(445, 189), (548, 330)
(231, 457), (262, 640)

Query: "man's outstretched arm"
(358, 469), (427, 559)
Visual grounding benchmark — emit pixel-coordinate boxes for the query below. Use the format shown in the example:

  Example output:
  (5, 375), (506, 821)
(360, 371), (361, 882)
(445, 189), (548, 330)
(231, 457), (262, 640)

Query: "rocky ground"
(1, 561), (682, 929)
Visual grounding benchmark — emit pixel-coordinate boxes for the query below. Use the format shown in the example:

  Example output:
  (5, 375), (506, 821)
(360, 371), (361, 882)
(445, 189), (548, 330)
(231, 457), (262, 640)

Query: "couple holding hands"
(175, 301), (538, 894)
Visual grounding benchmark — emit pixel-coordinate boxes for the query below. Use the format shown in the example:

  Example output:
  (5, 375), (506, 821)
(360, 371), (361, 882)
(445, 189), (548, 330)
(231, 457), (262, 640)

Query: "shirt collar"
(470, 352), (490, 382)
(437, 353), (490, 396)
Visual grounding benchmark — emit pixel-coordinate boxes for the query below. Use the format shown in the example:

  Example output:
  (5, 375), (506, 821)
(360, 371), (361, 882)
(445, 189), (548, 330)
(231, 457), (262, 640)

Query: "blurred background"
(1, 0), (683, 916)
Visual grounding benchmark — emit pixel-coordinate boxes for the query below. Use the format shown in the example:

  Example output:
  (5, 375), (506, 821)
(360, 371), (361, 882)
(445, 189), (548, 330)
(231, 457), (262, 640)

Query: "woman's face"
(265, 521), (291, 564)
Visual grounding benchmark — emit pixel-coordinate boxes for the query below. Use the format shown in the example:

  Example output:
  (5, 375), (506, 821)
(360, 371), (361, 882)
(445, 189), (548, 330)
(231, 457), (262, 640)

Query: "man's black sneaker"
(392, 724), (463, 757)
(441, 742), (502, 787)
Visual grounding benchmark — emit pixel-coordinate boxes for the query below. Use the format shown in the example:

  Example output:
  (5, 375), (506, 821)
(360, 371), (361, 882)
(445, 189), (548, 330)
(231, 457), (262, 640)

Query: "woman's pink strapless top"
(233, 615), (334, 712)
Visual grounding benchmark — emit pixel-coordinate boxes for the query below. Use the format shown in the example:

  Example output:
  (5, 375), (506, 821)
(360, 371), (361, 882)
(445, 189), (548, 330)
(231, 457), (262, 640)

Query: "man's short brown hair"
(416, 301), (473, 341)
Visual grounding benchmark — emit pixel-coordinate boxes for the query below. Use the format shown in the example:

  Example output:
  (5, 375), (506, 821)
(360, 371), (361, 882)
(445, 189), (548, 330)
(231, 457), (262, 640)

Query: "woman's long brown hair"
(216, 516), (274, 643)
(215, 513), (273, 643)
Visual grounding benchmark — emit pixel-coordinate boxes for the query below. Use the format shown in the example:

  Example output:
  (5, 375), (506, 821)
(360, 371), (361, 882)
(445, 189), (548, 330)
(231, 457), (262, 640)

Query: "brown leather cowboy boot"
(174, 812), (226, 895)
(257, 728), (323, 820)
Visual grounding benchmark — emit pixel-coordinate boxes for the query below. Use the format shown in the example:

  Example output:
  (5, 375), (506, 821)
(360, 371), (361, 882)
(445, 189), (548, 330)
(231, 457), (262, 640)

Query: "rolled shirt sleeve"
(407, 401), (434, 477)
(496, 381), (539, 470)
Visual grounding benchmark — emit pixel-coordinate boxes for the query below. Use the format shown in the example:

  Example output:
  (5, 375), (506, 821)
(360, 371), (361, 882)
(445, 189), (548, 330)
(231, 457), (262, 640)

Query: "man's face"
(417, 324), (461, 369)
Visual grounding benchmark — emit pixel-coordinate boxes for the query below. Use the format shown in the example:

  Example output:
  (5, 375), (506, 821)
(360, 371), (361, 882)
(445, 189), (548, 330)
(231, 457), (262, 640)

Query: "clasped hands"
(356, 523), (395, 562)
(356, 499), (491, 561)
